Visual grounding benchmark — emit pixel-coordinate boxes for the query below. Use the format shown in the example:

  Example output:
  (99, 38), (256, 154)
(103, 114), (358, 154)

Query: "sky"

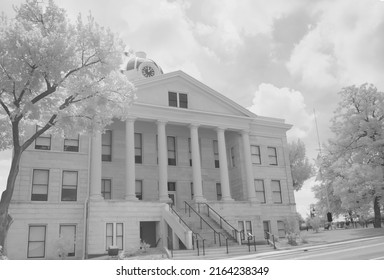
(1, 0), (384, 218)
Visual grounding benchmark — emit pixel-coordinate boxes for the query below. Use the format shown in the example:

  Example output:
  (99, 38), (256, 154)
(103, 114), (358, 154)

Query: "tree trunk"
(0, 147), (22, 248)
(373, 196), (382, 228)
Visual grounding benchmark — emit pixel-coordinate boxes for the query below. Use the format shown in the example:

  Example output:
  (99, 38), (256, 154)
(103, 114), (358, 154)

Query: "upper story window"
(271, 180), (282, 204)
(61, 171), (78, 201)
(101, 179), (111, 200)
(135, 133), (142, 164)
(251, 145), (261, 164)
(35, 126), (51, 150)
(31, 169), (49, 201)
(213, 140), (220, 168)
(254, 179), (266, 204)
(64, 135), (79, 152)
(268, 147), (278, 165)
(168, 92), (188, 108)
(167, 136), (176, 166)
(102, 130), (112, 162)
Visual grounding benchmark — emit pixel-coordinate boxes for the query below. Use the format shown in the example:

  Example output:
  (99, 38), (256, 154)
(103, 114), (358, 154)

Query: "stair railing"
(169, 204), (205, 254)
(197, 203), (240, 242)
(184, 201), (223, 246)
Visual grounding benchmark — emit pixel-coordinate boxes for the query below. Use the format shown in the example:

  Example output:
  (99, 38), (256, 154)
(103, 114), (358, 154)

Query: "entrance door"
(263, 221), (271, 239)
(140, 222), (157, 247)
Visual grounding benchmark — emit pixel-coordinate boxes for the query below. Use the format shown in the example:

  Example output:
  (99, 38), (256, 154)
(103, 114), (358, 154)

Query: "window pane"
(63, 171), (77, 185)
(102, 131), (112, 145)
(179, 93), (188, 108)
(28, 226), (45, 258)
(106, 223), (113, 236)
(135, 181), (142, 193)
(268, 147), (277, 165)
(32, 185), (48, 195)
(28, 242), (45, 258)
(29, 226), (45, 241)
(167, 136), (175, 149)
(271, 180), (281, 192)
(116, 223), (123, 236)
(60, 225), (76, 256)
(35, 136), (51, 149)
(116, 237), (123, 250)
(246, 221), (252, 234)
(61, 189), (77, 201)
(33, 170), (49, 185)
(102, 146), (111, 155)
(168, 92), (177, 107)
(168, 182), (176, 192)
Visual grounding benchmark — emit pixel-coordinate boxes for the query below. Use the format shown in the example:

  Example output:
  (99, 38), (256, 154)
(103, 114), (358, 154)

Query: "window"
(135, 133), (142, 164)
(251, 145), (261, 164)
(135, 180), (142, 200)
(168, 92), (178, 107)
(167, 182), (176, 192)
(31, 169), (49, 201)
(277, 221), (286, 238)
(167, 136), (176, 166)
(213, 140), (219, 168)
(35, 126), (51, 150)
(190, 182), (194, 200)
(188, 138), (192, 166)
(27, 225), (46, 258)
(102, 130), (112, 161)
(101, 179), (111, 200)
(106, 223), (123, 251)
(268, 147), (278, 165)
(254, 179), (266, 203)
(168, 91), (188, 108)
(59, 225), (76, 257)
(216, 183), (222, 201)
(64, 135), (79, 152)
(61, 171), (78, 201)
(179, 93), (188, 108)
(271, 180), (282, 203)
(230, 147), (235, 167)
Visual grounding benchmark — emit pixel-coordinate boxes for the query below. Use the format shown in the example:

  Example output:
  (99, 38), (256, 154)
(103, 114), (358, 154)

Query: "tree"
(0, 0), (135, 247)
(288, 139), (314, 191)
(318, 84), (384, 228)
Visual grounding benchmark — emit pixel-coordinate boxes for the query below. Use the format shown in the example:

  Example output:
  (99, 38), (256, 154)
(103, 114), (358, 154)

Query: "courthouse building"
(6, 51), (297, 259)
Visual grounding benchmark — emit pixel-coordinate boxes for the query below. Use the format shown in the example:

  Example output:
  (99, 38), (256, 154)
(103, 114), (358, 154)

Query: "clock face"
(141, 65), (155, 78)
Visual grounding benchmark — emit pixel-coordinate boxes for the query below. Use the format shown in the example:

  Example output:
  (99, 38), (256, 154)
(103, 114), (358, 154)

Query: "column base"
(248, 197), (258, 203)
(125, 195), (139, 201)
(159, 195), (171, 203)
(90, 194), (103, 201)
(221, 196), (234, 202)
(193, 196), (206, 203)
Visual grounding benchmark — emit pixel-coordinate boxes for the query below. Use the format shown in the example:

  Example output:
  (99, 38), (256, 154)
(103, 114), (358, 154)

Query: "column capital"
(125, 116), (137, 122)
(215, 126), (227, 133)
(156, 119), (168, 125)
(240, 129), (250, 136)
(189, 123), (200, 129)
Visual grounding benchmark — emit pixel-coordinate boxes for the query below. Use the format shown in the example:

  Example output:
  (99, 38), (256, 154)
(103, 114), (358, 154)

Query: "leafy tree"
(288, 139), (314, 191)
(318, 84), (384, 228)
(0, 0), (135, 247)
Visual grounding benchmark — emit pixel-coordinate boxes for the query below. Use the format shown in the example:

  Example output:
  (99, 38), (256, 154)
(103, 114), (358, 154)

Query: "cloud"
(287, 0), (384, 89)
(248, 83), (313, 139)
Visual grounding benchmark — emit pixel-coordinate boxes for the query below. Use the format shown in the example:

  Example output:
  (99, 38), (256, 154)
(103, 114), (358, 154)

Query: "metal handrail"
(169, 204), (204, 250)
(184, 201), (223, 246)
(197, 203), (239, 241)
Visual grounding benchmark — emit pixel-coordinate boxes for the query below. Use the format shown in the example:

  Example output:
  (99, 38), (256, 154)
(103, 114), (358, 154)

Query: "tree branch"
(0, 99), (11, 117)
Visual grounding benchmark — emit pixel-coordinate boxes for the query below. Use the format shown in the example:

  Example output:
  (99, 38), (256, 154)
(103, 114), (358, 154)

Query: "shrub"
(309, 217), (322, 233)
(0, 245), (8, 260)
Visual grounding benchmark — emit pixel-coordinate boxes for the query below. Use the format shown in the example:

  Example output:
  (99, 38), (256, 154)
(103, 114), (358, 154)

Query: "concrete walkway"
(277, 227), (384, 250)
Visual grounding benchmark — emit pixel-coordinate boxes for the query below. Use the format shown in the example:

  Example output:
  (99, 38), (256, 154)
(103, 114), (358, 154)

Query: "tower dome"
(121, 50), (163, 81)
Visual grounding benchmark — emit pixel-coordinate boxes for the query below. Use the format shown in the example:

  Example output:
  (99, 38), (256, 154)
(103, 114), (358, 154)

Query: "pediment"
(133, 71), (256, 118)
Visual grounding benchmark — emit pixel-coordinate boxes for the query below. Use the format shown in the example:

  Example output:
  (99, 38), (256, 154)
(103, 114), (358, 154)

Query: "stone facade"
(6, 68), (297, 259)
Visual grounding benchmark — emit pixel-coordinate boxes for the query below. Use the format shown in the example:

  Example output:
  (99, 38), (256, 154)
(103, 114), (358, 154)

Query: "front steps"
(171, 244), (275, 260)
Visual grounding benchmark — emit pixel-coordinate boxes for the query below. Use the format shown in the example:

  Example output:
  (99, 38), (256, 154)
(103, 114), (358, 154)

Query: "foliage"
(0, 0), (135, 247)
(288, 139), (314, 191)
(309, 217), (321, 233)
(0, 245), (8, 260)
(284, 216), (299, 246)
(315, 84), (384, 228)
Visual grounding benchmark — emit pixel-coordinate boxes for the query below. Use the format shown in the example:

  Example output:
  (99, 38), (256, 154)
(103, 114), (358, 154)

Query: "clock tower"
(121, 49), (163, 81)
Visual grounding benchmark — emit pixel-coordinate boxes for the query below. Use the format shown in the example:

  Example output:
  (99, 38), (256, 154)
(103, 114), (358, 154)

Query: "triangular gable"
(133, 70), (257, 118)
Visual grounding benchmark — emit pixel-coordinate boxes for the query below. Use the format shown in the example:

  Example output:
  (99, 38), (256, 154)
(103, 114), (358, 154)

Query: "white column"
(216, 127), (233, 201)
(241, 130), (257, 202)
(125, 117), (137, 200)
(90, 132), (102, 200)
(190, 123), (205, 202)
(157, 120), (169, 202)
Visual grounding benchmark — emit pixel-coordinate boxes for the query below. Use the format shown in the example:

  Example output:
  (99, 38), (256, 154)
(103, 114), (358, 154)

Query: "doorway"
(140, 221), (157, 247)
(263, 221), (271, 239)
(168, 182), (176, 207)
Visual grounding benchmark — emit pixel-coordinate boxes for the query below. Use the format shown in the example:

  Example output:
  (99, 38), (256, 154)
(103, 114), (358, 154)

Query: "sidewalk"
(277, 227), (384, 250)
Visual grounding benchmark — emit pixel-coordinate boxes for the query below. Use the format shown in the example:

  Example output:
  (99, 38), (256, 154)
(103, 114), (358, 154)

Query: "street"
(232, 236), (384, 260)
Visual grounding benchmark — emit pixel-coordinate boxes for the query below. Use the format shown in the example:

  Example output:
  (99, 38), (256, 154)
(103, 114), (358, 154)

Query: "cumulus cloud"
(287, 0), (384, 89)
(248, 83), (313, 139)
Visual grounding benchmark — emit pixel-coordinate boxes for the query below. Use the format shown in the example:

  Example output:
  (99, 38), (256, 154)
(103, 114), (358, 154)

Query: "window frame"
(31, 169), (49, 201)
(134, 133), (143, 164)
(101, 178), (112, 200)
(268, 147), (278, 166)
(64, 135), (80, 152)
(251, 145), (261, 164)
(168, 91), (188, 108)
(106, 222), (123, 251)
(27, 225), (46, 259)
(271, 180), (283, 204)
(254, 179), (266, 204)
(179, 93), (188, 108)
(61, 170), (78, 201)
(168, 91), (178, 107)
(34, 126), (51, 150)
(102, 130), (112, 162)
(213, 140), (220, 168)
(167, 136), (177, 166)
